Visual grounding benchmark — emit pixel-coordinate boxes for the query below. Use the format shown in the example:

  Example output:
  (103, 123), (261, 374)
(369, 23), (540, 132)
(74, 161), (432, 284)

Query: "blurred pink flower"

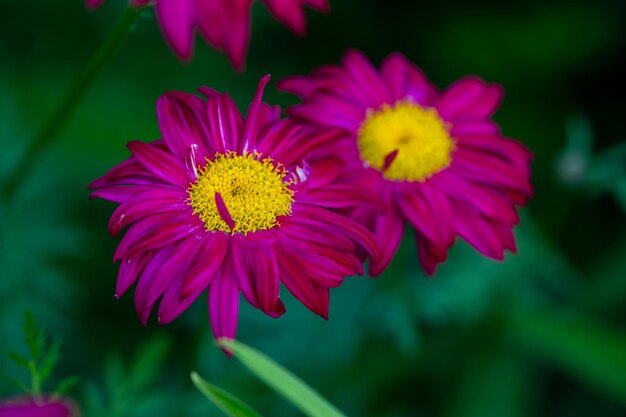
(87, 0), (329, 69)
(0, 396), (78, 417)
(279, 50), (532, 275)
(90, 76), (380, 344)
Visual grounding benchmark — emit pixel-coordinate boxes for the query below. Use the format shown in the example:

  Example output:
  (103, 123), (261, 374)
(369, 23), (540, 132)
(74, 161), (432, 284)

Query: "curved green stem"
(1, 7), (143, 199)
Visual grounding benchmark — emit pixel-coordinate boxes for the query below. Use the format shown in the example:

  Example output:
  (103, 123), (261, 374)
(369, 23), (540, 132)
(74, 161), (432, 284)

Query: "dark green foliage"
(0, 0), (625, 416)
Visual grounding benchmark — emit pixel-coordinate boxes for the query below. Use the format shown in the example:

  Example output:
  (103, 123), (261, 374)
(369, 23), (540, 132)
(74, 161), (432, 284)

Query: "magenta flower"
(0, 396), (78, 417)
(86, 0), (329, 69)
(279, 50), (532, 276)
(90, 76), (380, 342)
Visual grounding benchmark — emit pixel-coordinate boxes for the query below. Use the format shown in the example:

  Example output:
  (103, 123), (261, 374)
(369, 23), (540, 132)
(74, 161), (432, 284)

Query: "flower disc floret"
(188, 151), (294, 234)
(357, 100), (455, 182)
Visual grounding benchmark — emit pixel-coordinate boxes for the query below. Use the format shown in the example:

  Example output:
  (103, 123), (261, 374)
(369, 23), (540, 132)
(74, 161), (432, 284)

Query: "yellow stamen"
(188, 152), (294, 234)
(357, 100), (455, 182)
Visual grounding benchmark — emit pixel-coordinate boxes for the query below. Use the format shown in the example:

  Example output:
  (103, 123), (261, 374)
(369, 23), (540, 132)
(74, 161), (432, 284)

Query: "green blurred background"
(1, 0), (625, 416)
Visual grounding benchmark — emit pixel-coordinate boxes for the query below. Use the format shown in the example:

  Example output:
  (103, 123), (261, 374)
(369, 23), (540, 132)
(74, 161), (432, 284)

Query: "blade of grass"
(218, 338), (348, 417)
(191, 372), (264, 417)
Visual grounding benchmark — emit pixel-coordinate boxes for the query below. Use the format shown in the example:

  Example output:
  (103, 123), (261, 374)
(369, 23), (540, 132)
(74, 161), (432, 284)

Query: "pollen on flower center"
(357, 100), (455, 182)
(188, 152), (294, 234)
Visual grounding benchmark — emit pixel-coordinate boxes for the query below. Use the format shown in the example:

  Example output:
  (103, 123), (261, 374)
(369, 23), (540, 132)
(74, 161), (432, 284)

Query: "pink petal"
(197, 0), (252, 70)
(205, 93), (243, 154)
(155, 0), (196, 61)
(435, 77), (503, 121)
(208, 272), (240, 343)
(275, 243), (329, 318)
(116, 251), (155, 298)
(107, 189), (190, 236)
(181, 232), (229, 297)
(342, 49), (392, 106)
(242, 75), (271, 152)
(126, 141), (188, 188)
(368, 198), (405, 277)
(381, 52), (436, 105)
(85, 0), (105, 10)
(157, 92), (211, 159)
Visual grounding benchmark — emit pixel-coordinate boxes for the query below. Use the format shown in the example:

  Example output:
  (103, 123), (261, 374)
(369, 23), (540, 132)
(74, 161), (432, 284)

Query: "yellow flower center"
(188, 152), (294, 234)
(357, 100), (455, 182)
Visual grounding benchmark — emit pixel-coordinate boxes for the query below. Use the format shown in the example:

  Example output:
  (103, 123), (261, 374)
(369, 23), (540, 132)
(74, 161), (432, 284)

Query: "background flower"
(86, 0), (329, 68)
(90, 76), (380, 342)
(0, 396), (78, 417)
(279, 50), (532, 275)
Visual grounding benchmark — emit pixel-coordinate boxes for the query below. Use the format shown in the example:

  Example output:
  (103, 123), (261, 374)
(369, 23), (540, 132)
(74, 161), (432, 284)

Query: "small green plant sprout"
(6, 311), (78, 400)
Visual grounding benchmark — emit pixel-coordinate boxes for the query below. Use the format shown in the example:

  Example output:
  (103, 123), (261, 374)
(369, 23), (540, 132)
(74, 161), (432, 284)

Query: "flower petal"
(155, 0), (196, 61)
(435, 77), (503, 121)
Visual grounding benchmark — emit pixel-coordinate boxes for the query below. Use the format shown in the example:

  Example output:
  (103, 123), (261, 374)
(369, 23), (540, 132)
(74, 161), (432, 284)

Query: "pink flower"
(0, 396), (78, 417)
(279, 50), (532, 276)
(86, 0), (329, 69)
(90, 76), (380, 343)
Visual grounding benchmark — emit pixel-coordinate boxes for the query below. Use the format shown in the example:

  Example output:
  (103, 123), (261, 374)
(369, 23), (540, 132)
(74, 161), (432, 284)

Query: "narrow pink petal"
(289, 93), (365, 128)
(242, 75), (271, 152)
(235, 244), (284, 317)
(208, 272), (240, 343)
(452, 147), (532, 195)
(126, 141), (188, 188)
(455, 134), (532, 175)
(342, 49), (392, 106)
(416, 234), (446, 276)
(205, 94), (243, 153)
(280, 218), (356, 253)
(132, 246), (175, 325)
(89, 157), (151, 188)
(454, 205), (507, 260)
(277, 75), (322, 97)
(157, 273), (205, 325)
(435, 77), (503, 121)
(436, 172), (520, 225)
(85, 0), (105, 10)
(272, 126), (351, 169)
(450, 120), (500, 136)
(108, 189), (190, 236)
(275, 243), (328, 317)
(157, 93), (211, 159)
(292, 204), (381, 264)
(114, 213), (202, 261)
(113, 212), (178, 261)
(155, 0), (196, 61)
(263, 0), (307, 34)
(90, 184), (179, 204)
(381, 52), (436, 105)
(116, 251), (155, 298)
(215, 192), (235, 231)
(255, 119), (303, 161)
(368, 200), (405, 277)
(181, 232), (229, 297)
(197, 0), (252, 70)
(299, 184), (386, 211)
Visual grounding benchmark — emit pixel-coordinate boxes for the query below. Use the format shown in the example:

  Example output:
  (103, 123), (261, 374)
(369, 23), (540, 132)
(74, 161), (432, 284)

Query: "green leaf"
(23, 311), (45, 362)
(9, 351), (30, 369)
(55, 376), (80, 396)
(191, 372), (264, 417)
(3, 375), (30, 393)
(40, 337), (62, 383)
(508, 306), (626, 404)
(218, 339), (348, 417)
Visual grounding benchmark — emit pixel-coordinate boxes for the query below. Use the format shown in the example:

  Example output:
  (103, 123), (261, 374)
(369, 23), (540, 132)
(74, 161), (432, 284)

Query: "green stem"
(29, 361), (41, 398)
(1, 7), (143, 199)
